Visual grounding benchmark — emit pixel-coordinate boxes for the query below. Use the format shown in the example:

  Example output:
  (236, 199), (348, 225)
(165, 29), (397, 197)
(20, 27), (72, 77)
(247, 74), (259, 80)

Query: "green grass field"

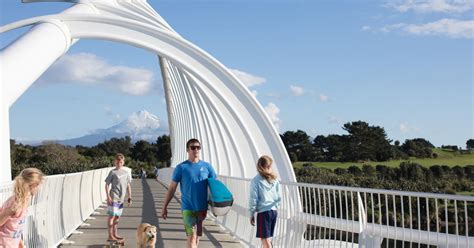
(293, 148), (474, 170)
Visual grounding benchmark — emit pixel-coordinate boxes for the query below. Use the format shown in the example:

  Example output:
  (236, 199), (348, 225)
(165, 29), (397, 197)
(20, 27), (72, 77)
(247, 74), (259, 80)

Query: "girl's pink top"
(0, 196), (28, 248)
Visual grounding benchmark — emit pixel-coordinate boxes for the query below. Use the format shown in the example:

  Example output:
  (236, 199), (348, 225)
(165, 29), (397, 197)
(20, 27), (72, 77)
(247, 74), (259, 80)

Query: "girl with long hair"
(0, 168), (44, 247)
(248, 155), (281, 248)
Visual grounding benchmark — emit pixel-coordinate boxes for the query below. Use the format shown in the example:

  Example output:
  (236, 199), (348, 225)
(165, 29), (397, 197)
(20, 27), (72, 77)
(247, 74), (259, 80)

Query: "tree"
(34, 142), (83, 163)
(375, 165), (396, 181)
(76, 145), (106, 158)
(131, 140), (158, 165)
(281, 130), (315, 162)
(429, 165), (445, 178)
(10, 139), (16, 162)
(464, 165), (474, 181)
(313, 135), (329, 160)
(10, 140), (34, 165)
(401, 138), (434, 158)
(288, 152), (298, 163)
(32, 142), (88, 174)
(155, 135), (171, 166)
(342, 121), (392, 162)
(399, 162), (425, 181)
(441, 145), (458, 151)
(348, 166), (362, 176)
(391, 145), (408, 160)
(313, 134), (350, 162)
(362, 164), (376, 177)
(96, 136), (133, 156)
(467, 139), (474, 150)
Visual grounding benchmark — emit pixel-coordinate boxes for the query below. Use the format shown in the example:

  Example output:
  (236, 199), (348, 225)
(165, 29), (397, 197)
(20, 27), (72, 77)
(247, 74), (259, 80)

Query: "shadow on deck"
(60, 179), (242, 248)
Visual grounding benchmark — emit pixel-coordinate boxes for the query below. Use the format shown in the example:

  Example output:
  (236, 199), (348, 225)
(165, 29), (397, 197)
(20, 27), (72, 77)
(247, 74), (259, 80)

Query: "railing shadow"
(141, 179), (164, 248)
(202, 222), (223, 247)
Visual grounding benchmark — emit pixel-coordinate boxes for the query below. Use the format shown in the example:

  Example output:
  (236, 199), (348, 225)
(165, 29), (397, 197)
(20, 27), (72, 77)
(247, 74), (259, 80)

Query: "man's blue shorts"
(256, 210), (277, 238)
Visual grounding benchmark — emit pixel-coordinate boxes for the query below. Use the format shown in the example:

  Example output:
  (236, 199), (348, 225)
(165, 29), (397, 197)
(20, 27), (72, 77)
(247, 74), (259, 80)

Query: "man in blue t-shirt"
(161, 138), (216, 248)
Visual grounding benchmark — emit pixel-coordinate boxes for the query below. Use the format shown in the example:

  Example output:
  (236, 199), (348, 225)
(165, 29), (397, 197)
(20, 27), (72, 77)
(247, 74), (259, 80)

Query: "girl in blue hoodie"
(248, 155), (281, 248)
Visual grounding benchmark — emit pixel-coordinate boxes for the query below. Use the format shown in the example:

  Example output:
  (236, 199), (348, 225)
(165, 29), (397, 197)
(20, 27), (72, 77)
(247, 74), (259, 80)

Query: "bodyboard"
(208, 178), (233, 216)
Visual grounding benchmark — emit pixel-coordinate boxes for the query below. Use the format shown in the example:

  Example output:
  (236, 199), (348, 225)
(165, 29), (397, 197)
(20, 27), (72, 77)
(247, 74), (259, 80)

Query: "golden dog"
(136, 223), (157, 248)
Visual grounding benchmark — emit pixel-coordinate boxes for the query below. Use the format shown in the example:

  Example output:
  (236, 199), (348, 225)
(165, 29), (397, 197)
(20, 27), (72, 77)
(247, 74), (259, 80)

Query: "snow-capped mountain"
(57, 110), (168, 146)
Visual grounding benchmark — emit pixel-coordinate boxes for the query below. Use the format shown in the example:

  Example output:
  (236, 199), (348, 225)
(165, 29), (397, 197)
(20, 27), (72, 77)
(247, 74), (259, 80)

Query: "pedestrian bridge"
(1, 167), (472, 247)
(1, 1), (473, 247)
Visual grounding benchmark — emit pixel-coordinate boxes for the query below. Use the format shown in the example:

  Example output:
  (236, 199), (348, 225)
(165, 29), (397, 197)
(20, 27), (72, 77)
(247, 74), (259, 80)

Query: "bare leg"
(107, 216), (116, 240)
(261, 238), (272, 248)
(113, 216), (121, 238)
(187, 233), (198, 248)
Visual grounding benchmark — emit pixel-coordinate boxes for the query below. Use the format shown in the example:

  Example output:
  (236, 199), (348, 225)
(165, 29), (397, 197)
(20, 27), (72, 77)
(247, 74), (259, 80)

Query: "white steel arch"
(0, 0), (296, 183)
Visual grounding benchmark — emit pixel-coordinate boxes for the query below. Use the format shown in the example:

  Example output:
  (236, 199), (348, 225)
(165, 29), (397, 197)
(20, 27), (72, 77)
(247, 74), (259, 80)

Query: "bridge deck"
(60, 179), (243, 247)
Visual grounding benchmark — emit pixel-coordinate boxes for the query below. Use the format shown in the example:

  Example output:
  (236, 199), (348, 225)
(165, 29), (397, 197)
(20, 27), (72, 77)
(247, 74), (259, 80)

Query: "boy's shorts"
(256, 210), (278, 238)
(182, 210), (207, 236)
(107, 201), (124, 217)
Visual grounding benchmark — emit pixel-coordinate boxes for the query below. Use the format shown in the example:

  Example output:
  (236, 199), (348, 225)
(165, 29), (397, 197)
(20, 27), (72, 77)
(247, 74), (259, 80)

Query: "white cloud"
(362, 26), (372, 31)
(380, 23), (406, 33)
(289, 85), (305, 96)
(389, 0), (474, 13)
(250, 90), (258, 98)
(399, 122), (419, 133)
(319, 94), (329, 102)
(266, 92), (281, 99)
(104, 106), (112, 114)
(229, 69), (266, 98)
(264, 102), (281, 131)
(39, 53), (157, 96)
(104, 106), (121, 122)
(377, 19), (473, 39)
(328, 116), (342, 124)
(402, 19), (474, 39)
(229, 69), (266, 88)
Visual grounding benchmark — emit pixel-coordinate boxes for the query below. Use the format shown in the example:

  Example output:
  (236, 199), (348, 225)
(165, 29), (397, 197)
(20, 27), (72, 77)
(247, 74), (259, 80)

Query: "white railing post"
(0, 168), (111, 247)
(4, 168), (471, 247)
(358, 192), (383, 248)
(210, 175), (474, 248)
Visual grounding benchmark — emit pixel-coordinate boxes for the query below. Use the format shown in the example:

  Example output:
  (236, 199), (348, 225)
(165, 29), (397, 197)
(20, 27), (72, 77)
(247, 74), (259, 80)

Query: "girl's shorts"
(256, 210), (277, 238)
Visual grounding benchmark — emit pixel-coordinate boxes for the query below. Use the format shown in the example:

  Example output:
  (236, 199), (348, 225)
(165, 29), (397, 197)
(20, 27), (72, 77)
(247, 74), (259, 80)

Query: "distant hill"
(22, 110), (168, 147)
(294, 148), (474, 169)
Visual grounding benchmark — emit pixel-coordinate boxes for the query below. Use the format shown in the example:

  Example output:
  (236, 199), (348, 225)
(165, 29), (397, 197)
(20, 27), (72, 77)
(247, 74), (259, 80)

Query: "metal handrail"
(214, 174), (474, 248)
(0, 167), (110, 247)
(2, 167), (471, 248)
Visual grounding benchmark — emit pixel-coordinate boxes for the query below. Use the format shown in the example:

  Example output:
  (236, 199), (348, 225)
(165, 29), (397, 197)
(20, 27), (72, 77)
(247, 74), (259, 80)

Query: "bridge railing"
(158, 167), (474, 248)
(0, 167), (110, 247)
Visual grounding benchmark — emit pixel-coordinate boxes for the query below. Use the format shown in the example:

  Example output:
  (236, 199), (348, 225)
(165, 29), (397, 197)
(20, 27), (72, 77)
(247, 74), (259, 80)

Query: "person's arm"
(0, 198), (15, 227)
(19, 239), (25, 248)
(161, 166), (181, 220)
(208, 163), (217, 179)
(105, 184), (112, 205)
(127, 182), (132, 206)
(161, 181), (178, 220)
(104, 171), (113, 205)
(275, 180), (282, 208)
(248, 179), (258, 226)
(0, 208), (14, 227)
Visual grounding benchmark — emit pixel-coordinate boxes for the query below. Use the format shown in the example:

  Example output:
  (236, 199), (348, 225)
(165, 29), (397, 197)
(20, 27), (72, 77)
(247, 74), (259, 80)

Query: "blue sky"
(1, 0), (473, 147)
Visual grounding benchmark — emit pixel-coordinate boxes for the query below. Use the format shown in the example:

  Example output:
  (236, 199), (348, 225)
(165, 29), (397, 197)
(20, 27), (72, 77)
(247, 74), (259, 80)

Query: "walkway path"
(60, 179), (243, 247)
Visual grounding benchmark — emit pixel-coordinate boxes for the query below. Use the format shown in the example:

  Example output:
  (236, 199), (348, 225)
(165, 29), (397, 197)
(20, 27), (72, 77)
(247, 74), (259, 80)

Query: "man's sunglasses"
(189, 146), (201, 151)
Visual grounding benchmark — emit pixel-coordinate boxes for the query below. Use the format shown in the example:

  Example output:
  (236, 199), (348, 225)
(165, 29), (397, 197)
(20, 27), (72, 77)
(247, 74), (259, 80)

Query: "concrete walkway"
(60, 179), (243, 247)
